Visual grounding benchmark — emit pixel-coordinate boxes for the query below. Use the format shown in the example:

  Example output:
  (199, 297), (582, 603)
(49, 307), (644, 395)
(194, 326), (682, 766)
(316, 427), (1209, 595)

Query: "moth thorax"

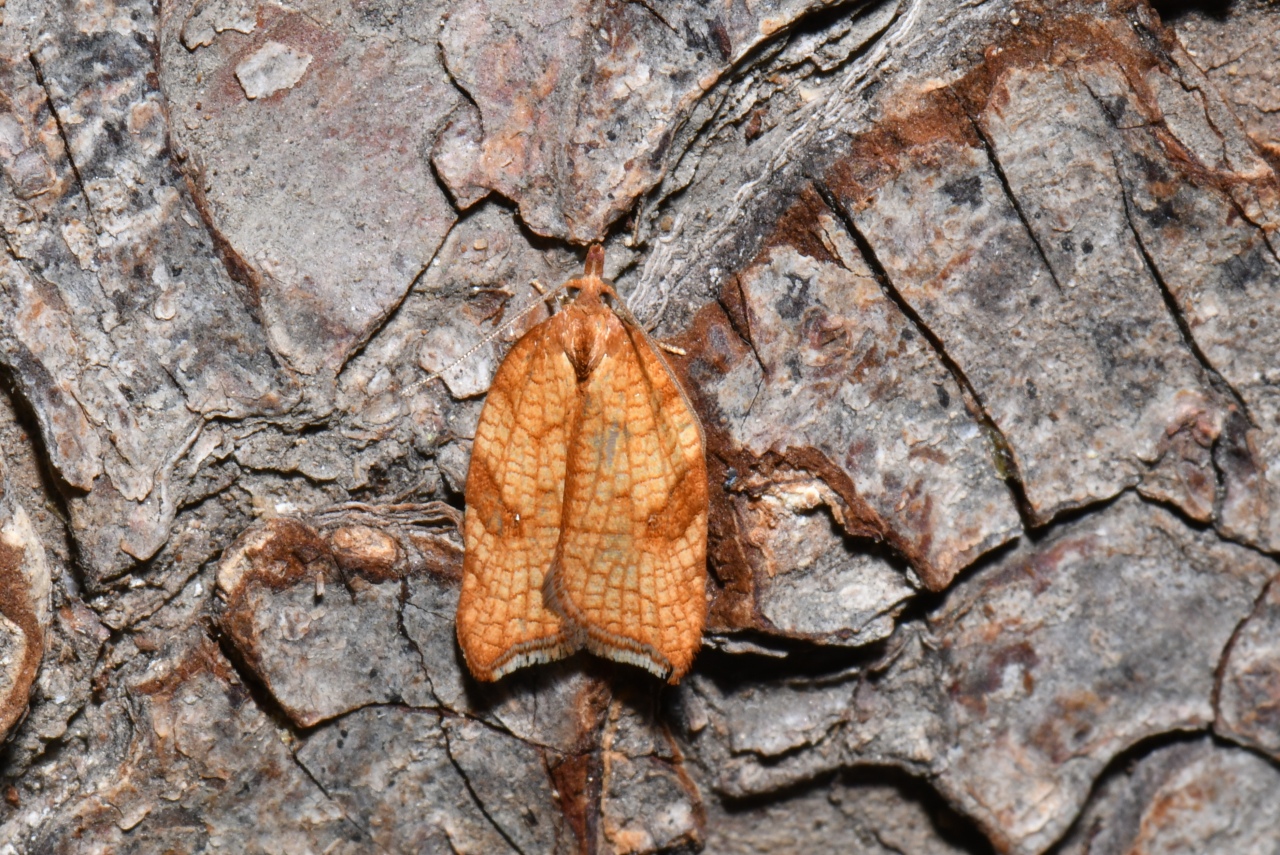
(564, 307), (611, 381)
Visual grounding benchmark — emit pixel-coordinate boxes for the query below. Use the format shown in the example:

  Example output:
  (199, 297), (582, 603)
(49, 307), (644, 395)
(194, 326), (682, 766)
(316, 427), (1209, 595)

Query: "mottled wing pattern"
(545, 313), (708, 682)
(458, 314), (581, 680)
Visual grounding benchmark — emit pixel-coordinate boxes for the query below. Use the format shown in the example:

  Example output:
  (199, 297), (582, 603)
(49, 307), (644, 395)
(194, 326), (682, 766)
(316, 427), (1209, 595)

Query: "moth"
(456, 246), (708, 683)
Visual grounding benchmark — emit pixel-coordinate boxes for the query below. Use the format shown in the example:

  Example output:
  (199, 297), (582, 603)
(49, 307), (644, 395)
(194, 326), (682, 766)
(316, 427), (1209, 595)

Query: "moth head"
(565, 244), (619, 308)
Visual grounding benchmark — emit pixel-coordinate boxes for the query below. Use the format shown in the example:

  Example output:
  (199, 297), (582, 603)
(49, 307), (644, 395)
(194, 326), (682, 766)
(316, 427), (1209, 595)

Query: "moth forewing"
(456, 246), (708, 684)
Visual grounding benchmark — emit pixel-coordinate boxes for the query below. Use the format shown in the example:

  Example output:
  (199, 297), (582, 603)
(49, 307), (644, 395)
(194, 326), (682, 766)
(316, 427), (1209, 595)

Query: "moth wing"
(458, 316), (581, 680)
(546, 314), (708, 683)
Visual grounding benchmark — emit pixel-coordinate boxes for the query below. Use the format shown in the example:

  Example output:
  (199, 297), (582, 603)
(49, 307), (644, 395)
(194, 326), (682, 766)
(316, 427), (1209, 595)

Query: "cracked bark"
(1, 0), (1279, 852)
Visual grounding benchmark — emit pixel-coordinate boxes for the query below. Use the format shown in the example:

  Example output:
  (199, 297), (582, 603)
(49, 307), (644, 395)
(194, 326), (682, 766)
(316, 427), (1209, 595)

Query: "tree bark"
(1, 0), (1278, 851)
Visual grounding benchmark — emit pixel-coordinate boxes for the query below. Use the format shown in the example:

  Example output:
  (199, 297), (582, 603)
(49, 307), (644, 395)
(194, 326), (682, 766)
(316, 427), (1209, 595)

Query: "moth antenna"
(603, 282), (649, 332)
(636, 287), (671, 332)
(406, 277), (572, 395)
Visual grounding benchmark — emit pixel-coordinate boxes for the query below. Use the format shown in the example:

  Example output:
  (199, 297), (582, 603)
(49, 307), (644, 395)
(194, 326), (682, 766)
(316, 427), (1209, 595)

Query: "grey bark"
(0, 0), (1279, 851)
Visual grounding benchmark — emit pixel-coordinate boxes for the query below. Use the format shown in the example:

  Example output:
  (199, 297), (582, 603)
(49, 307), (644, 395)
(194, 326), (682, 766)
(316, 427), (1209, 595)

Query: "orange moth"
(456, 246), (708, 683)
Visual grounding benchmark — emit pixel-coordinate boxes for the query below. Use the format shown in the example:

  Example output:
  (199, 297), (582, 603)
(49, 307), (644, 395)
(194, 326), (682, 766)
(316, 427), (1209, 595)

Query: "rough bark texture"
(0, 0), (1278, 851)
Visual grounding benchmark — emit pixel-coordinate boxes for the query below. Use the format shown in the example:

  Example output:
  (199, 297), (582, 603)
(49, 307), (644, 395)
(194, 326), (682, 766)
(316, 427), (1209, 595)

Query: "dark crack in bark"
(965, 108), (1067, 295)
(815, 180), (1038, 531)
(27, 52), (100, 235)
(1210, 572), (1280, 734)
(396, 578), (442, 706)
(442, 720), (529, 855)
(1111, 151), (1252, 421)
(287, 743), (374, 843)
